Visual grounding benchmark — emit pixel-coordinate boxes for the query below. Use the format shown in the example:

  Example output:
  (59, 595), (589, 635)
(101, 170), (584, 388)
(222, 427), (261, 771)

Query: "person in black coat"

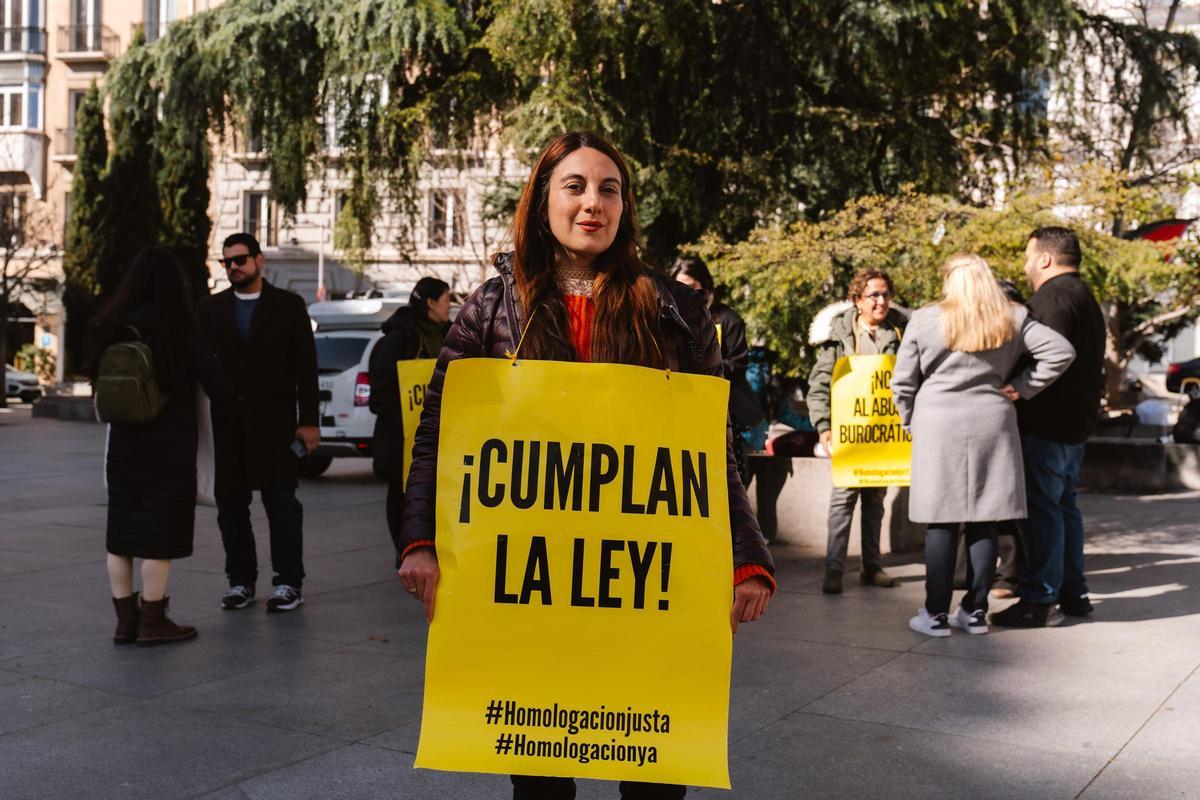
(91, 247), (233, 646)
(197, 233), (319, 614)
(367, 277), (451, 567)
(670, 256), (763, 484)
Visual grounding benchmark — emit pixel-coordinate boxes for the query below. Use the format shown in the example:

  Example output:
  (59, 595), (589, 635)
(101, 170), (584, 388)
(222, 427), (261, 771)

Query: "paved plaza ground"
(0, 406), (1197, 799)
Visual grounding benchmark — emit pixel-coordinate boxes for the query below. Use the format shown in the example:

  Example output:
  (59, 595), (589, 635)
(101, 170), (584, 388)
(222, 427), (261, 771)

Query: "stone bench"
(746, 457), (925, 555)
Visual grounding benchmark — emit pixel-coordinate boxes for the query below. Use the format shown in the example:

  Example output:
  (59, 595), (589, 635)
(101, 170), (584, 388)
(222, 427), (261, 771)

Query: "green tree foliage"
(61, 84), (108, 372)
(102, 38), (163, 293)
(487, 0), (1080, 257)
(698, 168), (1197, 405)
(104, 0), (1091, 262)
(1058, 1), (1200, 236)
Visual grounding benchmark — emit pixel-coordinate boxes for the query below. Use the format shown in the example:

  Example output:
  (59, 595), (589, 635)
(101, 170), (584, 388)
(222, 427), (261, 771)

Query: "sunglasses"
(219, 253), (257, 269)
(862, 291), (891, 302)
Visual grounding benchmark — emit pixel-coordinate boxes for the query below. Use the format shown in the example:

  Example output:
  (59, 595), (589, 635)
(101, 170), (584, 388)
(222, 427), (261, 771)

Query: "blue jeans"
(1018, 435), (1087, 604)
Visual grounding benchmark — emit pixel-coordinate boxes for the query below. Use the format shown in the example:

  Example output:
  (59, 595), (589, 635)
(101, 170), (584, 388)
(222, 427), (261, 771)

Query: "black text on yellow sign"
(460, 437), (707, 613)
(837, 368), (912, 446)
(830, 354), (912, 488)
(494, 534), (674, 611)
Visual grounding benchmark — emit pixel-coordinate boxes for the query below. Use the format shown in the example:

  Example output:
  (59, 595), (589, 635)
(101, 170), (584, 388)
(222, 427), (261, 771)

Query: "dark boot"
(111, 592), (140, 645)
(137, 597), (198, 646)
(861, 565), (900, 588)
(822, 568), (843, 595)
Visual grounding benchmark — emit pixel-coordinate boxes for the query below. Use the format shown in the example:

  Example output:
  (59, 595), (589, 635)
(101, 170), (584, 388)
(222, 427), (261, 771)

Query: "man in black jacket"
(198, 233), (319, 613)
(993, 227), (1106, 628)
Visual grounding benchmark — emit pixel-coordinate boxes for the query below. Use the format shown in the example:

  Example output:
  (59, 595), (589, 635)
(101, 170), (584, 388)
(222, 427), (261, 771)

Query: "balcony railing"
(57, 25), (119, 59)
(0, 27), (46, 55)
(53, 127), (76, 158)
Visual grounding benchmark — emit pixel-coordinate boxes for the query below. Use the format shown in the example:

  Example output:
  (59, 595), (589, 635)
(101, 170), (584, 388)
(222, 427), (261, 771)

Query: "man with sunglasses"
(807, 269), (908, 595)
(198, 233), (319, 614)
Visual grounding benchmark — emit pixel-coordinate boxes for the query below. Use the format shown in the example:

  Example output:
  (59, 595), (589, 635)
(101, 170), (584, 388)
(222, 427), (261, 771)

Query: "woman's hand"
(1000, 383), (1020, 402)
(398, 547), (440, 623)
(731, 576), (772, 635)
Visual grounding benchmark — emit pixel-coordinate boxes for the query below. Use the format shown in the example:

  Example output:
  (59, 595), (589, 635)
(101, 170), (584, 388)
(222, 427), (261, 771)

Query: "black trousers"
(924, 522), (997, 616)
(216, 486), (305, 589)
(511, 776), (685, 799)
(385, 475), (405, 558)
(747, 457), (791, 543)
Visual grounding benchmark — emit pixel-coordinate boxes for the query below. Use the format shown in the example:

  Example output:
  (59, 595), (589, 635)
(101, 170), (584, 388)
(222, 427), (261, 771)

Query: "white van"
(305, 298), (407, 478)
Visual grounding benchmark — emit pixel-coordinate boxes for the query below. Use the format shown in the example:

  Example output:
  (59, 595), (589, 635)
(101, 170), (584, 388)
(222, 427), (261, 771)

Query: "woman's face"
(426, 290), (452, 324)
(545, 147), (624, 268)
(855, 277), (892, 325)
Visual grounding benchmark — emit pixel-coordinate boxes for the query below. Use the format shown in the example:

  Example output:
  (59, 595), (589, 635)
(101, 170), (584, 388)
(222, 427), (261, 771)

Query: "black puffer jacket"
(400, 253), (774, 577)
(368, 306), (447, 476)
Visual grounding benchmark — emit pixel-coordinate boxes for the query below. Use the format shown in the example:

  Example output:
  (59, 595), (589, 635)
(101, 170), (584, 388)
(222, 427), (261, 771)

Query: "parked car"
(5, 365), (43, 403)
(1165, 358), (1200, 396)
(303, 299), (407, 478)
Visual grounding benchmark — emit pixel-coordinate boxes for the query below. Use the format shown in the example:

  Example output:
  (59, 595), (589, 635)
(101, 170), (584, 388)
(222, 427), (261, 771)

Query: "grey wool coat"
(891, 305), (1075, 523)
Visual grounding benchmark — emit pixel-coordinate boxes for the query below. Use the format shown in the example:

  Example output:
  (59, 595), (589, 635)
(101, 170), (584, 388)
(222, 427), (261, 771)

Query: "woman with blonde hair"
(891, 253), (1074, 637)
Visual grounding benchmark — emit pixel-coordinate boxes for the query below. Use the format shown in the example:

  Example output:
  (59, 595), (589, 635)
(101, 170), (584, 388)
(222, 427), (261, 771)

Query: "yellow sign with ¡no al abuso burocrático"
(830, 353), (912, 488)
(415, 358), (734, 789)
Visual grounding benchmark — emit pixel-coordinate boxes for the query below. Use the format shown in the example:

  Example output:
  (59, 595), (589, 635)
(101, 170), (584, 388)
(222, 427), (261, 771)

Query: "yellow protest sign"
(830, 354), (911, 488)
(396, 359), (437, 488)
(416, 358), (734, 789)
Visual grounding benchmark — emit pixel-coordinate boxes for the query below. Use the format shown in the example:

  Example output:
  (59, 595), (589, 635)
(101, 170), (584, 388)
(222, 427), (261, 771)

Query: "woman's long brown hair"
(510, 131), (665, 368)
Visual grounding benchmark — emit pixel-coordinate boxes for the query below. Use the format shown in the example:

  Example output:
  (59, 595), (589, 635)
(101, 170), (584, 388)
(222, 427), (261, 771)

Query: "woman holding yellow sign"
(891, 254), (1073, 637)
(397, 131), (774, 799)
(368, 277), (451, 568)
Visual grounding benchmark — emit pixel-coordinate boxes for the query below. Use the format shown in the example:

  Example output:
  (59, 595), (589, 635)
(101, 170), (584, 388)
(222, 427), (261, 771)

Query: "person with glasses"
(197, 233), (319, 614)
(807, 268), (908, 594)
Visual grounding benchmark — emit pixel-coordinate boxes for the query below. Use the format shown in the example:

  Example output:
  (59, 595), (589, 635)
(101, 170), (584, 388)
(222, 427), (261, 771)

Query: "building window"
(0, 87), (23, 129)
(144, 0), (176, 43)
(243, 192), (278, 248)
(428, 189), (466, 248)
(26, 82), (37, 129)
(0, 189), (26, 246)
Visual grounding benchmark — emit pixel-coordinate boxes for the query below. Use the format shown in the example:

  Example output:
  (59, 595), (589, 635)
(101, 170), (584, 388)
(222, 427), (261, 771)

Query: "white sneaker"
(266, 584), (303, 613)
(909, 608), (951, 638)
(950, 606), (989, 635)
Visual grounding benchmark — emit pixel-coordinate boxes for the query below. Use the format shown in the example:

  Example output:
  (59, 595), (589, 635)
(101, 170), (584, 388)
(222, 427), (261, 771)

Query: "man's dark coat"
(198, 281), (319, 494)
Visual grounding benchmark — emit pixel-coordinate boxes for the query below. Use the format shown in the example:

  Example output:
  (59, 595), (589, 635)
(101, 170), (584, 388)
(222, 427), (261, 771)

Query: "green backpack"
(95, 329), (170, 424)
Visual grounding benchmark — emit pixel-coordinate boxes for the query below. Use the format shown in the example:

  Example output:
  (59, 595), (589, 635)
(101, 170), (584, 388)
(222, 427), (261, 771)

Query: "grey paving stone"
(0, 669), (128, 735)
(804, 650), (1168, 757)
(0, 700), (343, 800)
(0, 599), (114, 654)
(163, 647), (424, 741)
(193, 580), (429, 646)
(0, 523), (108, 558)
(4, 622), (343, 698)
(193, 743), (509, 800)
(0, 546), (98, 576)
(681, 712), (1105, 800)
(725, 626), (901, 741)
(1078, 758), (1200, 800)
(758, 583), (930, 653)
(1116, 665), (1200, 770)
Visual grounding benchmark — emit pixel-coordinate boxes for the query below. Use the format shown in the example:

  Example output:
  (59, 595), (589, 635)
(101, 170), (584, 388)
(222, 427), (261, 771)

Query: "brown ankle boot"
(137, 597), (198, 646)
(112, 593), (140, 644)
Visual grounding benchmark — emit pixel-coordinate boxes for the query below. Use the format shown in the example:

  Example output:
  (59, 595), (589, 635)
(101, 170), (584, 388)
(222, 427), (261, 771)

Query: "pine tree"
(158, 120), (212, 303)
(60, 84), (108, 373)
(100, 39), (162, 294)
